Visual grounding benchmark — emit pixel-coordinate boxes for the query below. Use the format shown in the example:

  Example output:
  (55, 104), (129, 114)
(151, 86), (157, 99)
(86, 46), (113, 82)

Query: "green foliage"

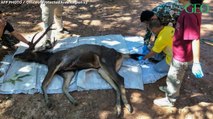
(0, 73), (31, 85)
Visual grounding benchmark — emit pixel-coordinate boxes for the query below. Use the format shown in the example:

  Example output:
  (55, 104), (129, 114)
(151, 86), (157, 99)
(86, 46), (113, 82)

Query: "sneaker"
(59, 28), (70, 34)
(153, 97), (174, 107)
(159, 86), (167, 93)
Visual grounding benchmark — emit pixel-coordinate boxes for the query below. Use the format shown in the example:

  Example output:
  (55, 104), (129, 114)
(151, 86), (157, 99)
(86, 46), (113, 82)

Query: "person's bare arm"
(0, 19), (6, 37)
(192, 39), (200, 63)
(10, 31), (29, 45)
(191, 39), (204, 78)
(143, 50), (157, 60)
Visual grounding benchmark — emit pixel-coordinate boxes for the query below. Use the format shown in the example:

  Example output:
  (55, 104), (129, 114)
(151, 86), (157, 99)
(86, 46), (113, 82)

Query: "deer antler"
(31, 32), (39, 44)
(28, 32), (39, 50)
(34, 24), (53, 46)
(28, 24), (54, 50)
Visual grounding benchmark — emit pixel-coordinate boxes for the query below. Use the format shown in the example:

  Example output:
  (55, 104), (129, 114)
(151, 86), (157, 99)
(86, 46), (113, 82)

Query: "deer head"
(14, 24), (55, 62)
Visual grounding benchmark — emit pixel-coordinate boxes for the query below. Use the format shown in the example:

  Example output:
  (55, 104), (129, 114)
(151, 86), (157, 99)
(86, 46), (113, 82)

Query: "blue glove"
(138, 56), (144, 60)
(192, 63), (204, 78)
(138, 56), (149, 64)
(138, 56), (144, 62)
(138, 56), (144, 64)
(142, 45), (150, 55)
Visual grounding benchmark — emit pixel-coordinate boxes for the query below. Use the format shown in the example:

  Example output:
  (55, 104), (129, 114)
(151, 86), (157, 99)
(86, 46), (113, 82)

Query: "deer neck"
(34, 51), (53, 65)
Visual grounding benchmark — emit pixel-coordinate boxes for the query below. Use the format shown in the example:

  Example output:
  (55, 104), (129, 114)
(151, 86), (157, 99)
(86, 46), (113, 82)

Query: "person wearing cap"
(140, 2), (183, 46)
(0, 10), (32, 50)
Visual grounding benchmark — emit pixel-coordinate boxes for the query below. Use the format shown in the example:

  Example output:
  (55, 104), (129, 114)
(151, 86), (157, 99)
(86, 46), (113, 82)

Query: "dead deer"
(14, 25), (142, 116)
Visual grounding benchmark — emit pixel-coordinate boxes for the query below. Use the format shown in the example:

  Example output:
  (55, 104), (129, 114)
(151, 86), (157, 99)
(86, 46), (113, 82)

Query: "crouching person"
(0, 10), (31, 50)
(142, 19), (174, 73)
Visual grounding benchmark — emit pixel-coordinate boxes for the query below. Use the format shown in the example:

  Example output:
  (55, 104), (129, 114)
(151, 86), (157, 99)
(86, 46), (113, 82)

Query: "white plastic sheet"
(0, 35), (166, 94)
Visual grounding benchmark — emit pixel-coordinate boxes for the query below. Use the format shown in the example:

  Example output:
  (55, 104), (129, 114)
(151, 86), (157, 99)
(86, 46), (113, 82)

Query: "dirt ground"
(0, 0), (213, 119)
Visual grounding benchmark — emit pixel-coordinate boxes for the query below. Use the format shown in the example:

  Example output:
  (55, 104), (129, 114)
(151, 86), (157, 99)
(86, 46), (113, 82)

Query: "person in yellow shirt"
(143, 19), (174, 73)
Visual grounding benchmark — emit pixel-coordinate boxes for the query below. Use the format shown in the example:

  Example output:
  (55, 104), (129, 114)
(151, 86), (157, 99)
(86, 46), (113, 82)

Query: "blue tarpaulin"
(0, 35), (166, 94)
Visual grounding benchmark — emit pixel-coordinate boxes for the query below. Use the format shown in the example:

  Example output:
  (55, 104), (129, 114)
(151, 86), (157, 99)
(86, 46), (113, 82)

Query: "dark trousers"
(0, 34), (20, 50)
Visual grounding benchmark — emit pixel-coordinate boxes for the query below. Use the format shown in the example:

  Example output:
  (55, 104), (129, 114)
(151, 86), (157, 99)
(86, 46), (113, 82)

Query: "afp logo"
(184, 3), (210, 13)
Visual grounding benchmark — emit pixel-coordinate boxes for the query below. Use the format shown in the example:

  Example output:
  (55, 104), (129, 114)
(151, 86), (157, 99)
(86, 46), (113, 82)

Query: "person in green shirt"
(140, 2), (183, 46)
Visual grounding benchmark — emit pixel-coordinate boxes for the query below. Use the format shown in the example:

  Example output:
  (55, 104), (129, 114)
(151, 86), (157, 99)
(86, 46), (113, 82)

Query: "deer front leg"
(42, 63), (62, 107)
(61, 71), (78, 106)
(97, 68), (122, 117)
(42, 70), (56, 107)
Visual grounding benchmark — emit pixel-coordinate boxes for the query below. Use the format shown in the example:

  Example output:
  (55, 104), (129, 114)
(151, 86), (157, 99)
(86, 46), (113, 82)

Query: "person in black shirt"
(0, 10), (32, 50)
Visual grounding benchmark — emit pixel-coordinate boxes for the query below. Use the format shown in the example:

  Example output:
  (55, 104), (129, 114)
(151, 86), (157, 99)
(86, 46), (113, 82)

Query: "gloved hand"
(138, 56), (144, 61)
(142, 45), (150, 55)
(138, 56), (149, 64)
(192, 63), (204, 78)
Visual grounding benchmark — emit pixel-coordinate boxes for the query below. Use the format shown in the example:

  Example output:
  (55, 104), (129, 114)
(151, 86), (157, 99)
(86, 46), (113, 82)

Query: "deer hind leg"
(115, 55), (133, 113)
(97, 67), (122, 117)
(115, 57), (133, 113)
(114, 72), (133, 113)
(117, 77), (133, 113)
(61, 71), (78, 106)
(115, 55), (123, 72)
(102, 62), (133, 114)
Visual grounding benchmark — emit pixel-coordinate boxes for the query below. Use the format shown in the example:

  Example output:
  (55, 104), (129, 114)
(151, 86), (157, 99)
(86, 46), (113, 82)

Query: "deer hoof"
(73, 102), (78, 106)
(46, 102), (53, 109)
